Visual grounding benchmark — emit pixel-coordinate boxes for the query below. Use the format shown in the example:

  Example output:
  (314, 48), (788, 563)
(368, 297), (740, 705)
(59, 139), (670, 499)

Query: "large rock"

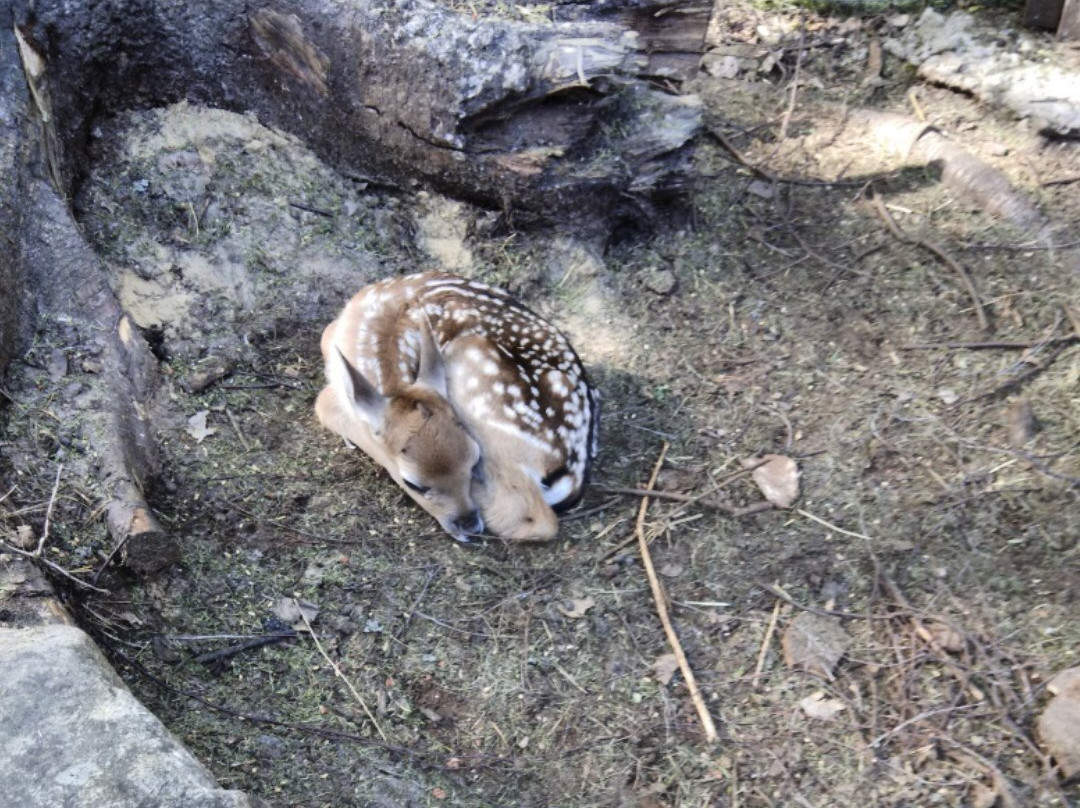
(0, 623), (266, 808)
(886, 9), (1080, 137)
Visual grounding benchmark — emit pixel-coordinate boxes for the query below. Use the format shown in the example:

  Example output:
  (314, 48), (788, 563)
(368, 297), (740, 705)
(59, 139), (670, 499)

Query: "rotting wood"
(11, 0), (703, 230)
(1060, 0), (1080, 38)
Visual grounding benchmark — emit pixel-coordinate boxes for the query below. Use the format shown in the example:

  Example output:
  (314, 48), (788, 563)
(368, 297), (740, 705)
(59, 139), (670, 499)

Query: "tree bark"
(10, 0), (702, 227)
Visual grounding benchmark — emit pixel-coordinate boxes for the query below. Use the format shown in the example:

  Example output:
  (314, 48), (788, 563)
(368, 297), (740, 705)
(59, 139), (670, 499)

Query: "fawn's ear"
(414, 313), (448, 396)
(333, 348), (388, 430)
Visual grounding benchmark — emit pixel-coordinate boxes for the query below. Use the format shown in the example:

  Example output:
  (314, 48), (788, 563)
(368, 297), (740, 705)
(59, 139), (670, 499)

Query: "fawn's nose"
(453, 510), (484, 537)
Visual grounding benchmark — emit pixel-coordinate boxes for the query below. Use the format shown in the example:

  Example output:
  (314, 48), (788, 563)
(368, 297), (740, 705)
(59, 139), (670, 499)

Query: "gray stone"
(0, 624), (267, 808)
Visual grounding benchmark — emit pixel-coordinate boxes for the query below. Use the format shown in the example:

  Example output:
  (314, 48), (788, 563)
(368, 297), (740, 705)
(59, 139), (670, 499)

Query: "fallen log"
(10, 0), (703, 228)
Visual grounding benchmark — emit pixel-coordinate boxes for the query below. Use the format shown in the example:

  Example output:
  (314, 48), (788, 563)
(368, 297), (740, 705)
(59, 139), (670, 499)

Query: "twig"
(598, 490), (774, 517)
(760, 581), (899, 621)
(92, 534), (132, 586)
(295, 599), (388, 742)
(1041, 174), (1080, 188)
(636, 443), (719, 743)
(225, 408), (252, 451)
(0, 540), (110, 594)
(752, 598), (782, 689)
(779, 32), (804, 141)
(194, 631), (298, 665)
(35, 463), (64, 556)
(797, 509), (874, 542)
(945, 744), (1021, 808)
(0, 463), (108, 593)
(971, 342), (1070, 403)
(230, 503), (364, 545)
(288, 200), (334, 217)
(708, 129), (865, 189)
(395, 566), (439, 642)
(868, 702), (983, 749)
(900, 335), (1077, 351)
(906, 87), (927, 122)
(870, 189), (989, 331)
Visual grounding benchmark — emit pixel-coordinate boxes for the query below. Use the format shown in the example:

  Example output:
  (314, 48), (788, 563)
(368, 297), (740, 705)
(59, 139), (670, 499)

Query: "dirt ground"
(2, 5), (1079, 807)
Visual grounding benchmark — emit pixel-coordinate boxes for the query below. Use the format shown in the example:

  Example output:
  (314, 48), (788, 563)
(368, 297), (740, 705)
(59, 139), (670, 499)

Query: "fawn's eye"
(403, 479), (431, 495)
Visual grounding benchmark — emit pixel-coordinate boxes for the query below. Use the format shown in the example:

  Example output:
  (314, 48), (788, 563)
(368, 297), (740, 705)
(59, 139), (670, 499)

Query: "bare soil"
(2, 6), (1079, 807)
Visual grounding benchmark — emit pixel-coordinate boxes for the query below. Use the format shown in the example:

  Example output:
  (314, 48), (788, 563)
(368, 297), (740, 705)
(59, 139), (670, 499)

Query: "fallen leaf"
(15, 524), (35, 550)
(651, 653), (680, 685)
(799, 691), (846, 721)
(1006, 399), (1038, 446)
(656, 467), (696, 493)
(271, 597), (319, 628)
(747, 180), (775, 200)
(743, 454), (800, 509)
(659, 562), (683, 578)
(782, 613), (852, 679)
(186, 410), (216, 443)
(1038, 666), (1080, 779)
(558, 595), (596, 619)
(969, 781), (998, 808)
(924, 620), (966, 653)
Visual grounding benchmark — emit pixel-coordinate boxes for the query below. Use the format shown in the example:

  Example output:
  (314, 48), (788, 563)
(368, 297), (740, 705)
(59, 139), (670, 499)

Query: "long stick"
(296, 600), (388, 742)
(870, 190), (989, 331)
(636, 443), (719, 743)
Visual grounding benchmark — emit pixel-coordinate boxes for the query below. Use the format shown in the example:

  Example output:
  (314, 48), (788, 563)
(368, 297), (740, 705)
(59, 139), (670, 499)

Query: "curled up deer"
(315, 272), (599, 542)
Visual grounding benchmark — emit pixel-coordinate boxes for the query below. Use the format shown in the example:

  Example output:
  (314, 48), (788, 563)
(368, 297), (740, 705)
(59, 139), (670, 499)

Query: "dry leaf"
(743, 454), (800, 508)
(659, 562), (683, 578)
(1038, 666), (1080, 779)
(272, 597), (319, 628)
(925, 620), (965, 653)
(186, 410), (217, 443)
(651, 653), (680, 685)
(799, 691), (846, 721)
(656, 467), (696, 493)
(782, 613), (852, 679)
(1006, 399), (1038, 446)
(969, 781), (999, 808)
(558, 595), (595, 619)
(15, 524), (35, 550)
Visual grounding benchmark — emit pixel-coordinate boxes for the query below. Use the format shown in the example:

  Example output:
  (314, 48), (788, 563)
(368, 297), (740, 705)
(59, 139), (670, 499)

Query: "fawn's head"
(330, 320), (484, 541)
